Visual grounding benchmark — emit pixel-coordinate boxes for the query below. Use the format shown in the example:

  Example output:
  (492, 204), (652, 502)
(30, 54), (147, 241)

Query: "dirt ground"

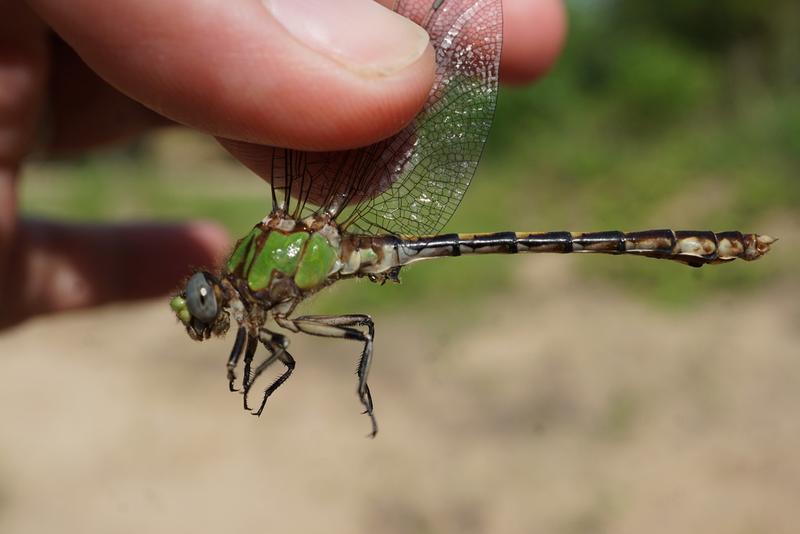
(0, 255), (798, 534)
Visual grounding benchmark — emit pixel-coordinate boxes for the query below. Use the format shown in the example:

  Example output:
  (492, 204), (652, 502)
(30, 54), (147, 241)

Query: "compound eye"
(185, 272), (218, 323)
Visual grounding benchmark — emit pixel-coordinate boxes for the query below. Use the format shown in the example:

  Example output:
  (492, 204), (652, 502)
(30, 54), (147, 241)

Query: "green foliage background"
(21, 0), (799, 315)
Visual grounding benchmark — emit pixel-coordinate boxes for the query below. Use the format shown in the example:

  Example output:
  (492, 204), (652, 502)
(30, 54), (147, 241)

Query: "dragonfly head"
(170, 271), (230, 341)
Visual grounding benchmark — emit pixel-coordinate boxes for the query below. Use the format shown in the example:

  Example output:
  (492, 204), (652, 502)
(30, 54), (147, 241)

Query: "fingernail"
(263, 0), (430, 77)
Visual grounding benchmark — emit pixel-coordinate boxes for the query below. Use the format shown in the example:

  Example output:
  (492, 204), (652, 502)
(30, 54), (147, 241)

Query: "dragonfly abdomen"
(396, 229), (775, 267)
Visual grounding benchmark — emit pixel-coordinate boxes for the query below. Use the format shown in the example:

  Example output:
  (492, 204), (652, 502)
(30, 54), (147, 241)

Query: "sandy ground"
(0, 256), (798, 534)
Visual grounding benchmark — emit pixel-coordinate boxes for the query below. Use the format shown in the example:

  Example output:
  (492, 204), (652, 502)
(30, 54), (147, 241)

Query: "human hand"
(0, 0), (566, 329)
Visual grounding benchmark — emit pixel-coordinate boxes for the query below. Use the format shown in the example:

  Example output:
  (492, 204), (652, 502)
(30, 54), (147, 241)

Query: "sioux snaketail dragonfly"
(170, 0), (775, 436)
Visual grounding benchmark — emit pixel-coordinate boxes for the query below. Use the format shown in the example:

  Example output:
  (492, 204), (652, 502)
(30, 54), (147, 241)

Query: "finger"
(373, 0), (567, 85)
(500, 0), (567, 84)
(0, 219), (230, 329)
(34, 0), (565, 155)
(46, 37), (172, 155)
(0, 0), (48, 297)
(27, 0), (436, 152)
(221, 0), (566, 189)
(0, 0), (47, 168)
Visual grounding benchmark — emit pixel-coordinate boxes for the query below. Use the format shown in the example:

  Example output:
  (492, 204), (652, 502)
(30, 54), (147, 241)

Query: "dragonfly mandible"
(170, 0), (774, 437)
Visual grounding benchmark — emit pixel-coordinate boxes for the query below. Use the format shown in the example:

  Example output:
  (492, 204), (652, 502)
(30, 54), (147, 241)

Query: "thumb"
(26, 0), (435, 151)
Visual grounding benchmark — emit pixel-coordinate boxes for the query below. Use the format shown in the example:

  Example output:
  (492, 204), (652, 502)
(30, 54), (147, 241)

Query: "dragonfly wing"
(221, 0), (502, 236)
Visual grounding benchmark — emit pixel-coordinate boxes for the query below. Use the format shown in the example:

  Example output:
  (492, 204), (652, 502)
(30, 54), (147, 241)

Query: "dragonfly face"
(171, 272), (231, 341)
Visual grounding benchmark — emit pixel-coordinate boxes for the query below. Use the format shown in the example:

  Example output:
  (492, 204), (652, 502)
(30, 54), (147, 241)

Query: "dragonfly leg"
(240, 333), (259, 411)
(277, 314), (378, 438)
(247, 329), (295, 417)
(243, 345), (279, 411)
(226, 327), (247, 392)
(245, 330), (286, 392)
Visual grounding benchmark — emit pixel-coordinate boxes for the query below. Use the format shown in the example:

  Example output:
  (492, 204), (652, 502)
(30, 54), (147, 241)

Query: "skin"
(0, 0), (567, 329)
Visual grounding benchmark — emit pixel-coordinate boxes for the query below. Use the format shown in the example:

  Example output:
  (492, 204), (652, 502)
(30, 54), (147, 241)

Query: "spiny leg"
(226, 327), (247, 392)
(240, 334), (259, 411)
(249, 329), (295, 417)
(243, 348), (279, 408)
(277, 314), (377, 437)
(243, 330), (289, 402)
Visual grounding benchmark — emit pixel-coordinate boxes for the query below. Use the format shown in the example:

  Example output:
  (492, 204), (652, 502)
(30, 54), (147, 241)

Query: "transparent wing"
(224, 0), (501, 236)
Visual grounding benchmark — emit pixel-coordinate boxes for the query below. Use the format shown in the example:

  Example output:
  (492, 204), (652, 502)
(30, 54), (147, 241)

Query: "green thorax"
(225, 225), (338, 292)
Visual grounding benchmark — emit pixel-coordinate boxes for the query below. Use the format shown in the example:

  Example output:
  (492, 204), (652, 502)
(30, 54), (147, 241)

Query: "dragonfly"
(170, 0), (775, 437)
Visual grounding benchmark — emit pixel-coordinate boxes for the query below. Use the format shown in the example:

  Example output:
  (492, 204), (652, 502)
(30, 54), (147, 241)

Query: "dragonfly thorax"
(226, 214), (340, 295)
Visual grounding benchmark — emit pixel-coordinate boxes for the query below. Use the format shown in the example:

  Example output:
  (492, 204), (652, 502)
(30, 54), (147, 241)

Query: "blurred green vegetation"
(20, 0), (799, 315)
